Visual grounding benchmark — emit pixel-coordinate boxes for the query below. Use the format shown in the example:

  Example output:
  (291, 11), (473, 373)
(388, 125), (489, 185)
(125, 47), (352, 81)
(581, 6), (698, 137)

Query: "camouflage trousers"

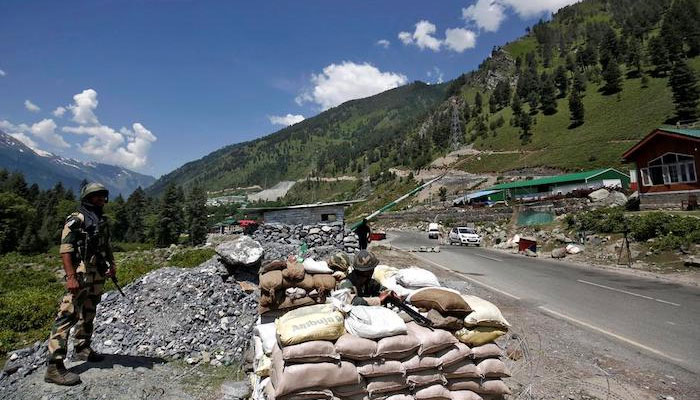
(47, 268), (105, 362)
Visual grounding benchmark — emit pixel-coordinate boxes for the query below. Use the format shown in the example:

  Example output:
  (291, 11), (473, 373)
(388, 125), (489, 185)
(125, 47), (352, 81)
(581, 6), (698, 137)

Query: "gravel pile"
(252, 222), (361, 253)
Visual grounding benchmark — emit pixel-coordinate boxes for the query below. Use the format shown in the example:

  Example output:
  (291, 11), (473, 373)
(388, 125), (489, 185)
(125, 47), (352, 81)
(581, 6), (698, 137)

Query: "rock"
(588, 188), (610, 202)
(566, 244), (583, 254)
(220, 380), (252, 399)
(684, 256), (700, 268)
(524, 249), (537, 257)
(9, 353), (18, 362)
(551, 248), (567, 259)
(238, 281), (257, 293)
(321, 226), (332, 233)
(216, 236), (264, 267)
(308, 227), (321, 235)
(553, 233), (573, 243)
(606, 191), (627, 206)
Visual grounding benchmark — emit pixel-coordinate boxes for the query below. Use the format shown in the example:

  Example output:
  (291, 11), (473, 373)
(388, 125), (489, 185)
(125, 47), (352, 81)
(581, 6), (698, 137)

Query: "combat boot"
(44, 361), (81, 386)
(74, 346), (105, 362)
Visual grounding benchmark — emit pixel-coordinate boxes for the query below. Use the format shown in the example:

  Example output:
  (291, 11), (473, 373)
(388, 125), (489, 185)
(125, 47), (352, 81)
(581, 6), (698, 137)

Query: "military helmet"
(80, 182), (109, 201)
(328, 252), (351, 272)
(353, 250), (379, 272)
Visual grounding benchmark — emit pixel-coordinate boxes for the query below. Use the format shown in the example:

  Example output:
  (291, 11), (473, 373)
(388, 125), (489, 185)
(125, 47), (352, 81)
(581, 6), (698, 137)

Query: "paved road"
(387, 231), (700, 374)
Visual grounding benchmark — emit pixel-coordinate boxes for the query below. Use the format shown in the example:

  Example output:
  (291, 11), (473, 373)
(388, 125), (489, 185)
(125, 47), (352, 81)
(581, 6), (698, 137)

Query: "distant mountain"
(0, 130), (156, 196)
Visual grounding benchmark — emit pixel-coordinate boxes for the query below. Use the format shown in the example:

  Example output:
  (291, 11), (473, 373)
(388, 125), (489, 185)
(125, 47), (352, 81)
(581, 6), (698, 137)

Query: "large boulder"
(606, 191), (627, 206)
(553, 233), (573, 243)
(588, 188), (610, 202)
(216, 236), (264, 267)
(551, 247), (567, 259)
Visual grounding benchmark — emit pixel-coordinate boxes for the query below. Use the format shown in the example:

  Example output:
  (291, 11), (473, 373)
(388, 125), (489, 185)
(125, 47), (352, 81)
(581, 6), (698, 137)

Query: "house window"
(640, 153), (696, 186)
(321, 213), (336, 222)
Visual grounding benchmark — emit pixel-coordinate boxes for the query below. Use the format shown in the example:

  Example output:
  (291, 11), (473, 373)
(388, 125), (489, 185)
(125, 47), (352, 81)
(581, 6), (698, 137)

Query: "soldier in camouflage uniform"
(45, 183), (116, 385)
(337, 250), (383, 306)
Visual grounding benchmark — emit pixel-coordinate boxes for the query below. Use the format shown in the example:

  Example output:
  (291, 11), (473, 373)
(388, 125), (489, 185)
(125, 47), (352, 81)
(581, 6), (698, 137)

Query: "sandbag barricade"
(251, 254), (513, 400)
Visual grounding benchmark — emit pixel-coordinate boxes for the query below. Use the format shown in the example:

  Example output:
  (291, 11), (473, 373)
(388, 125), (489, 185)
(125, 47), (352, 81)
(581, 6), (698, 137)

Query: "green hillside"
(149, 0), (700, 196)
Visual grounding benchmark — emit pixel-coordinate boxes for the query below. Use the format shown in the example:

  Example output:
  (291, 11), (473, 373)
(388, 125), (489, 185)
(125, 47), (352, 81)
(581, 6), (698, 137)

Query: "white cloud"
(0, 69), (6, 77)
(376, 39), (391, 48)
(269, 114), (305, 126)
(0, 118), (69, 149)
(296, 61), (408, 110)
(24, 100), (40, 112)
(31, 118), (69, 148)
(427, 67), (445, 84)
(413, 20), (443, 51)
(69, 88), (99, 125)
(52, 106), (67, 117)
(462, 0), (506, 32)
(444, 28), (477, 52)
(503, 0), (580, 18)
(398, 31), (413, 45)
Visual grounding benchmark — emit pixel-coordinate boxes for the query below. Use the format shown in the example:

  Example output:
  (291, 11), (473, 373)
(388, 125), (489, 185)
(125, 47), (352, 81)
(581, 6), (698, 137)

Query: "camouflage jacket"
(59, 211), (114, 274)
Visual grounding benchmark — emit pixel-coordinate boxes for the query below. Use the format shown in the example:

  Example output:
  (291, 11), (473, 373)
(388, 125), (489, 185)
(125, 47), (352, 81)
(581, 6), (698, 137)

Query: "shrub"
(0, 288), (61, 332)
(167, 248), (216, 268)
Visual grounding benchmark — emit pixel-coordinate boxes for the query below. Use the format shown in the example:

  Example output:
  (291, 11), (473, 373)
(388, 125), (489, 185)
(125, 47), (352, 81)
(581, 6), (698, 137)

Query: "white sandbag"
(303, 257), (334, 274)
(373, 265), (399, 283)
(345, 305), (407, 339)
(254, 322), (277, 355)
(395, 267), (440, 288)
(381, 275), (416, 298)
(461, 295), (510, 329)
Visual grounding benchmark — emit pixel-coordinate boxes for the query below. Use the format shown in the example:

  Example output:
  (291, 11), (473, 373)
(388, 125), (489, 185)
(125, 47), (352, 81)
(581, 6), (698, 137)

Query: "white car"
(449, 227), (482, 246)
(427, 222), (440, 239)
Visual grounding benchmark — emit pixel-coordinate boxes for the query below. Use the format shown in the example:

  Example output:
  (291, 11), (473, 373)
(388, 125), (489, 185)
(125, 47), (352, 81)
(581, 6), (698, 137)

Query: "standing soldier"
(45, 183), (116, 385)
(354, 218), (372, 250)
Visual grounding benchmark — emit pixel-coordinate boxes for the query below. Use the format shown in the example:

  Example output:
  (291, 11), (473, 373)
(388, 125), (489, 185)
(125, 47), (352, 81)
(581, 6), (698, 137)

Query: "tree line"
(0, 169), (210, 255)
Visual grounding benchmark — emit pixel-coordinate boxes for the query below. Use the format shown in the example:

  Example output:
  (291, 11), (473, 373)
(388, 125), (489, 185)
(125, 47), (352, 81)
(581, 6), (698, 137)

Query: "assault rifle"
(379, 291), (433, 328)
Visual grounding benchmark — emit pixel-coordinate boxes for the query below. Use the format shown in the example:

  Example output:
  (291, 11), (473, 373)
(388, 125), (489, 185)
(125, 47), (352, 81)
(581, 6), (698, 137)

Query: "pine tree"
(540, 74), (558, 115)
(602, 59), (622, 94)
(474, 92), (483, 114)
(463, 100), (471, 121)
(155, 184), (184, 247)
(568, 90), (585, 127)
(648, 35), (671, 75)
(186, 185), (208, 246)
(573, 70), (587, 94)
(669, 59), (700, 121)
(511, 94), (523, 122)
(518, 112), (532, 144)
(626, 37), (644, 77)
(554, 66), (568, 98)
(527, 91), (539, 113)
(110, 195), (129, 242)
(126, 187), (147, 243)
(489, 95), (498, 114)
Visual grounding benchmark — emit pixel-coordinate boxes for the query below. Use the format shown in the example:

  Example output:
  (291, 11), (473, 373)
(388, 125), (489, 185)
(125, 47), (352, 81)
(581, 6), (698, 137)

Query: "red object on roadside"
(370, 232), (386, 241)
(238, 220), (258, 227)
(518, 237), (537, 253)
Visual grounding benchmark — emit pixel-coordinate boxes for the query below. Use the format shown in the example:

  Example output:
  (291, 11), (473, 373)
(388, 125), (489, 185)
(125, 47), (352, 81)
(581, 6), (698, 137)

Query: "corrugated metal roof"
(453, 189), (501, 205)
(244, 199), (364, 212)
(658, 126), (700, 138)
(489, 168), (613, 190)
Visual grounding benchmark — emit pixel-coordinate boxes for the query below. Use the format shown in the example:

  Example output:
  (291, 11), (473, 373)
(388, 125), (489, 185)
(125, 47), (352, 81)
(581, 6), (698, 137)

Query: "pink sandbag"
(414, 384), (452, 400)
(476, 359), (511, 378)
(366, 375), (409, 396)
(406, 322), (457, 355)
(446, 379), (511, 395)
(332, 382), (368, 397)
(406, 370), (446, 388)
(442, 360), (481, 379)
(384, 396), (414, 400)
(448, 391), (483, 400)
(335, 333), (377, 361)
(401, 354), (442, 373)
(376, 334), (421, 359)
(469, 343), (502, 360)
(435, 343), (471, 368)
(282, 340), (340, 364)
(357, 360), (406, 378)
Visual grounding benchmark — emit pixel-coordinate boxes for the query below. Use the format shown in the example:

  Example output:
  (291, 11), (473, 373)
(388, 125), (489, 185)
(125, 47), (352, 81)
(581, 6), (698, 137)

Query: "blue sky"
(0, 1), (578, 177)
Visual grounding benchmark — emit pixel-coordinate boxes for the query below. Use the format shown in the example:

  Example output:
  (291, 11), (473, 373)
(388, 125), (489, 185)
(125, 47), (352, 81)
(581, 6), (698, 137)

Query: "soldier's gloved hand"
(378, 290), (397, 305)
(105, 263), (117, 279)
(66, 275), (81, 293)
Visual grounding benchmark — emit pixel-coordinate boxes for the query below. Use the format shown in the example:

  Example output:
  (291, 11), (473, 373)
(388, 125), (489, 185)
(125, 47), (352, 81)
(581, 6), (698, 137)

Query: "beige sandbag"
(446, 379), (511, 395)
(384, 395), (414, 400)
(287, 274), (315, 292)
(406, 322), (458, 355)
(409, 288), (472, 316)
(276, 304), (345, 346)
(260, 259), (288, 274)
(376, 334), (421, 359)
(413, 384), (452, 400)
(442, 360), (481, 379)
(372, 265), (398, 283)
(401, 354), (442, 373)
(435, 343), (471, 368)
(335, 333), (377, 360)
(273, 361), (360, 397)
(265, 381), (335, 400)
(258, 295), (316, 315)
(469, 343), (502, 360)
(406, 370), (446, 387)
(426, 309), (464, 331)
(476, 359), (511, 378)
(454, 327), (505, 347)
(254, 353), (272, 377)
(366, 375), (409, 396)
(282, 340), (340, 364)
(448, 390), (483, 400)
(357, 360), (405, 378)
(313, 274), (337, 293)
(461, 295), (510, 329)
(332, 383), (367, 397)
(261, 270), (284, 292)
(283, 260), (306, 281)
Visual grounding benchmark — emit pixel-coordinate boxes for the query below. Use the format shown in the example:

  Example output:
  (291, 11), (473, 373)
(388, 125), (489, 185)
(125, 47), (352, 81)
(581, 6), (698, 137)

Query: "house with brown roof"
(622, 126), (700, 210)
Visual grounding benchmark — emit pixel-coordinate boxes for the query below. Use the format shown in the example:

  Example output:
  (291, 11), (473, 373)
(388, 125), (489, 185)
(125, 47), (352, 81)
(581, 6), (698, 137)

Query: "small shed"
(453, 189), (502, 205)
(243, 200), (363, 226)
(622, 126), (699, 210)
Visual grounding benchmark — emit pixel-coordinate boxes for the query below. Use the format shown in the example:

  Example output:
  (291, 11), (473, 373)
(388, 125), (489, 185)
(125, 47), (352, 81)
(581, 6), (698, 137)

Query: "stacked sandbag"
(372, 266), (440, 299)
(258, 253), (350, 315)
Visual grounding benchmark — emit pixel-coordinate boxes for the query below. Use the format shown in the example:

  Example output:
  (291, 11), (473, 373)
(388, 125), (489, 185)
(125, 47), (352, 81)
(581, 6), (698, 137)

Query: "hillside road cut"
(386, 230), (700, 375)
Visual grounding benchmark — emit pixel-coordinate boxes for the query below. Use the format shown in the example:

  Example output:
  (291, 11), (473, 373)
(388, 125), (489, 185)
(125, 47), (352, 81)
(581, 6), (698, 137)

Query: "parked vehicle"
(427, 222), (440, 239)
(449, 227), (482, 246)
